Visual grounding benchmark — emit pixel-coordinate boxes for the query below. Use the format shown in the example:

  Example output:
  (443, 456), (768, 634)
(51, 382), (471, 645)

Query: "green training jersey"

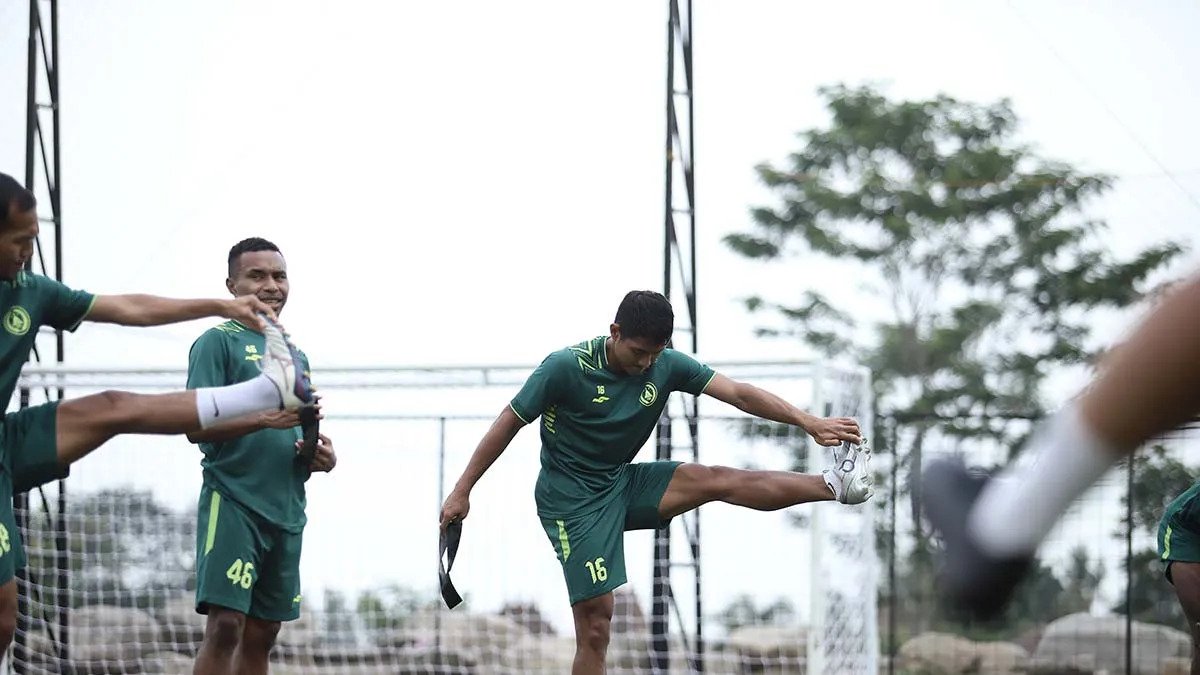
(1163, 482), (1200, 530)
(510, 335), (716, 519)
(0, 271), (94, 412)
(186, 320), (311, 532)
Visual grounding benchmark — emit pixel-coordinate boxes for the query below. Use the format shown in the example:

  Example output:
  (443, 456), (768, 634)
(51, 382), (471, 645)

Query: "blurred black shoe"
(921, 458), (1034, 622)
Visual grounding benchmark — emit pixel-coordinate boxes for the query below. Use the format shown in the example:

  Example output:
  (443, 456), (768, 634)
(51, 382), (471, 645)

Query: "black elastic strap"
(296, 403), (320, 464)
(440, 520), (463, 609)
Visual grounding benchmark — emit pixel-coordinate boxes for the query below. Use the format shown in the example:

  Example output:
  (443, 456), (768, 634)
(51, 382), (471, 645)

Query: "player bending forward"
(440, 290), (872, 675)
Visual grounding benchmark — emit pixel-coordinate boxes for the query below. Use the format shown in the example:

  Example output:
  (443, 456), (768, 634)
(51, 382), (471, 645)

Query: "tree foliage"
(24, 488), (196, 610)
(726, 83), (1184, 640)
(718, 594), (797, 633)
(1114, 446), (1198, 628)
(729, 83), (1181, 450)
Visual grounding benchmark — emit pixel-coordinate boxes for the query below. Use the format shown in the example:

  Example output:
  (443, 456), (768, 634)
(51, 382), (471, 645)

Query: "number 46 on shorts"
(226, 558), (255, 589)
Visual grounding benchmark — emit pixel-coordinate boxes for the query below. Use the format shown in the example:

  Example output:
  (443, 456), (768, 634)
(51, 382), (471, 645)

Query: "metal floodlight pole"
(653, 0), (700, 672)
(22, 1), (67, 672)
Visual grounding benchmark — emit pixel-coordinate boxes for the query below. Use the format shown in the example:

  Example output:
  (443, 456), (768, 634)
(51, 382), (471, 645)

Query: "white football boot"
(823, 439), (874, 505)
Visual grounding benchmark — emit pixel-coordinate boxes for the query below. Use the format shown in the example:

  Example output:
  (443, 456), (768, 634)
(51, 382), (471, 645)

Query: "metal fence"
(8, 362), (875, 674)
(6, 364), (1197, 674)
(8, 414), (879, 675)
(875, 413), (1200, 675)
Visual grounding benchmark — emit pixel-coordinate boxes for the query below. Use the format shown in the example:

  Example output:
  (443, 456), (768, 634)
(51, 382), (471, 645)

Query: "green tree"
(726, 83), (1184, 635)
(1114, 549), (1184, 627)
(354, 583), (441, 636)
(1124, 445), (1196, 535)
(357, 585), (410, 632)
(718, 594), (797, 633)
(24, 488), (196, 610)
(500, 601), (557, 635)
(1059, 546), (1104, 615)
(887, 533), (1081, 642)
(322, 589), (358, 646)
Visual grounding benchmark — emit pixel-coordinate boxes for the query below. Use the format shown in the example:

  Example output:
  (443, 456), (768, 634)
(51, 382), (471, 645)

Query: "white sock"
(968, 404), (1118, 557)
(195, 375), (282, 429)
(822, 470), (841, 500)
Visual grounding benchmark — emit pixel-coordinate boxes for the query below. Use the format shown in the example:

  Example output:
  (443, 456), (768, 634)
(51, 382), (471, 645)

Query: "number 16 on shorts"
(584, 557), (607, 583)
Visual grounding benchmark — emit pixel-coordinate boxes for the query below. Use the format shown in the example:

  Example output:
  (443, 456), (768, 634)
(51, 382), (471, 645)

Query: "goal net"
(8, 361), (876, 674)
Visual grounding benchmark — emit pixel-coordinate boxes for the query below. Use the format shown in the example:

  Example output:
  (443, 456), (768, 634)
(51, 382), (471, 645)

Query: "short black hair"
(0, 172), (36, 230)
(227, 237), (282, 277)
(614, 290), (674, 345)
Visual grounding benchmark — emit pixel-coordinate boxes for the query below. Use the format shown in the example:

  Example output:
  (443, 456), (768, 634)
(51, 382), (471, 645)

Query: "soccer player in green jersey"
(440, 290), (873, 675)
(0, 173), (314, 656)
(188, 238), (336, 675)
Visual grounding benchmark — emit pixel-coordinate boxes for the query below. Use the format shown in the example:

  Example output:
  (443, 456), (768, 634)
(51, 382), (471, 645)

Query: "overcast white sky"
(2, 0), (1199, 639)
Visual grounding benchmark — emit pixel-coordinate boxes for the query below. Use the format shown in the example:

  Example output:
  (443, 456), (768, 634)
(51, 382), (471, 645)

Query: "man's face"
(227, 250), (289, 316)
(0, 206), (37, 281)
(608, 324), (667, 375)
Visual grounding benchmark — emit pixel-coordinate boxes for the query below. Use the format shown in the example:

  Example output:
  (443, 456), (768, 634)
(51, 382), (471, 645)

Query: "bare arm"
(703, 373), (818, 426)
(452, 405), (526, 492)
(87, 294), (273, 329)
(440, 406), (527, 528)
(703, 373), (861, 446)
(186, 409), (303, 445)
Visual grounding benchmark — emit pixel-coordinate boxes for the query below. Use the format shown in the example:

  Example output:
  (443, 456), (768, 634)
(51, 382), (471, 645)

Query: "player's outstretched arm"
(185, 408), (312, 445)
(439, 406), (526, 530)
(703, 373), (862, 447)
(86, 294), (275, 330)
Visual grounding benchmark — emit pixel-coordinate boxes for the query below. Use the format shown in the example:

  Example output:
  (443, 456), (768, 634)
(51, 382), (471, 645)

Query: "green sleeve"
(187, 330), (230, 389)
(509, 350), (569, 424)
(665, 349), (716, 396)
(35, 275), (96, 332)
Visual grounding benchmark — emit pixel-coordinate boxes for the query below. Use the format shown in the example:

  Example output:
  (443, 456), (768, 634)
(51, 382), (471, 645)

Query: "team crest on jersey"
(639, 382), (658, 407)
(3, 306), (31, 336)
(244, 345), (262, 362)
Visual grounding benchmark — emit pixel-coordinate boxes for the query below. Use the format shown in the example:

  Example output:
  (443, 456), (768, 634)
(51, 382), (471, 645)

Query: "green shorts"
(0, 402), (68, 585)
(1159, 483), (1200, 583)
(195, 486), (304, 621)
(540, 461), (680, 605)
